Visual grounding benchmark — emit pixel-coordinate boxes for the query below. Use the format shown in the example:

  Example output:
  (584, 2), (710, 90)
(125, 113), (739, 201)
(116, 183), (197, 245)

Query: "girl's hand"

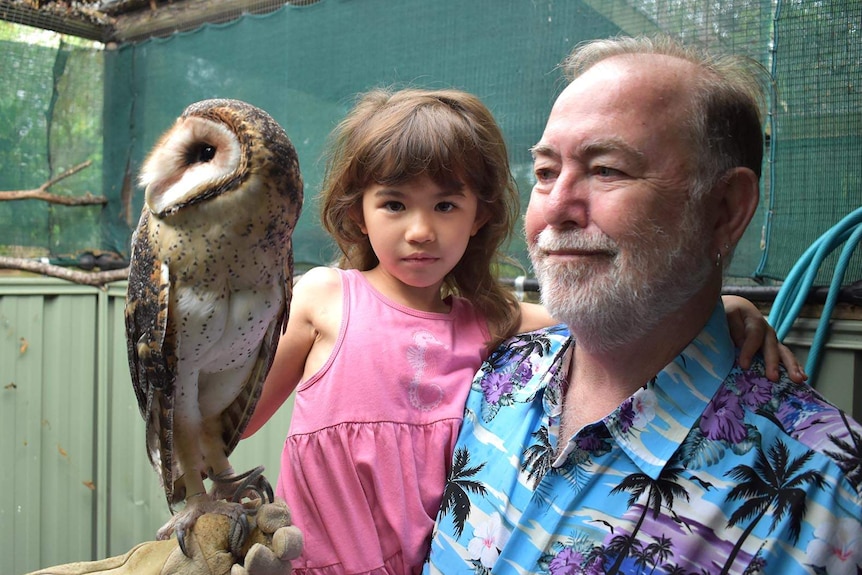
(723, 295), (808, 383)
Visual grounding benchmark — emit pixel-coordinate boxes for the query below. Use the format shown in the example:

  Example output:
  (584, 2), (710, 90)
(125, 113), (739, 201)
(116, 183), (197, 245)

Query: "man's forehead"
(565, 53), (696, 102)
(546, 58), (695, 130)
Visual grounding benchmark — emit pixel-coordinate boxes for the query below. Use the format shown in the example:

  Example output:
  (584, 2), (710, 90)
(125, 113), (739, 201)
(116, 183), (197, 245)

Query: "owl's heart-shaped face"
(140, 115), (242, 216)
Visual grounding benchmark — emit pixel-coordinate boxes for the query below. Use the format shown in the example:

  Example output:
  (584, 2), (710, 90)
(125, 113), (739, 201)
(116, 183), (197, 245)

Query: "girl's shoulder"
(292, 266), (344, 306)
(295, 266), (342, 289)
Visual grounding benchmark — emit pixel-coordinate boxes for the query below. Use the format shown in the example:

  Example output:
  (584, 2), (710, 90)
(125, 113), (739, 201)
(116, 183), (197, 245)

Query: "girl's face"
(357, 175), (486, 293)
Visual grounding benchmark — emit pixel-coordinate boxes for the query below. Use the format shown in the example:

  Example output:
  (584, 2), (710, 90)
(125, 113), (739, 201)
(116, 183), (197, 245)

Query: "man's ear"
(711, 166), (760, 249)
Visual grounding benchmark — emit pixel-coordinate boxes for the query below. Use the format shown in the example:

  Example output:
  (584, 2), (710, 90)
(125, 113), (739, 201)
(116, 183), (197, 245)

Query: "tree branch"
(0, 160), (108, 206)
(0, 256), (129, 287)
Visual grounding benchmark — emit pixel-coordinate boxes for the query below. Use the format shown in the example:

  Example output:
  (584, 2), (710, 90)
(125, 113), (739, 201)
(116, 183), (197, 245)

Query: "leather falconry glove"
(27, 498), (302, 575)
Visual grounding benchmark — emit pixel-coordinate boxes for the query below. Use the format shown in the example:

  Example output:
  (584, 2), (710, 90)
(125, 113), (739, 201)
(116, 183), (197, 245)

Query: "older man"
(426, 36), (862, 574)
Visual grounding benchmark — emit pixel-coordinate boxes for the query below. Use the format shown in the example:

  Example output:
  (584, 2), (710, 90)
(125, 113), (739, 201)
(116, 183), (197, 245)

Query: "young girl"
(243, 87), (801, 574)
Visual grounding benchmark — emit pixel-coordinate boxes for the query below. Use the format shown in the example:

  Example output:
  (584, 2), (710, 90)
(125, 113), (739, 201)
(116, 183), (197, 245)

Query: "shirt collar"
(604, 302), (736, 479)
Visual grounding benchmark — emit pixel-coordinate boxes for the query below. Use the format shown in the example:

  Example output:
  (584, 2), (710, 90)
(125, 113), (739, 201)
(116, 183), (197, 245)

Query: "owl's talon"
(228, 512), (251, 556)
(210, 465), (273, 504)
(232, 466), (273, 504)
(161, 497), (258, 558)
(176, 525), (190, 557)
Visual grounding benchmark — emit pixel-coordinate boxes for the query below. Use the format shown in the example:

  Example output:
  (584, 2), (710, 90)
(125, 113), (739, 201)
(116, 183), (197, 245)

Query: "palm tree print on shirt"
(605, 460), (690, 575)
(440, 447), (487, 539)
(720, 439), (826, 575)
(825, 410), (862, 493)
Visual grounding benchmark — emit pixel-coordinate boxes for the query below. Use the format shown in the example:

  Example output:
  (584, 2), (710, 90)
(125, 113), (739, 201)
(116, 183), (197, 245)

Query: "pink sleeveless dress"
(276, 269), (490, 574)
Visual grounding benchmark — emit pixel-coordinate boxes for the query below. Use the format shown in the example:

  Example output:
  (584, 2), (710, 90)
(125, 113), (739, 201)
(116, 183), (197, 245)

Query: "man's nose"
(544, 171), (589, 229)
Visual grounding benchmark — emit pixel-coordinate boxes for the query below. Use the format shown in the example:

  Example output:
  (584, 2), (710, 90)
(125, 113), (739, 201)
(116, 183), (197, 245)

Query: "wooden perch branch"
(0, 160), (108, 206)
(0, 256), (129, 287)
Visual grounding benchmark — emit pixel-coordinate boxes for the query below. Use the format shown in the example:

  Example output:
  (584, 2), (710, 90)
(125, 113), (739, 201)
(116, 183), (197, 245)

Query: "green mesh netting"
(0, 30), (103, 258)
(2, 0), (860, 285)
(758, 1), (862, 281)
(98, 0), (618, 274)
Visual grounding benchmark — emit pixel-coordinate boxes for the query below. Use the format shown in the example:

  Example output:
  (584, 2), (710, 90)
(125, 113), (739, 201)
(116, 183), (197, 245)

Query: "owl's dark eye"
(186, 143), (217, 165)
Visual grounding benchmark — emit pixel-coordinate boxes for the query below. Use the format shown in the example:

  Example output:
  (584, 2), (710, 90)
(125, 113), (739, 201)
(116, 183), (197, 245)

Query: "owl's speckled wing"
(125, 209), (178, 499)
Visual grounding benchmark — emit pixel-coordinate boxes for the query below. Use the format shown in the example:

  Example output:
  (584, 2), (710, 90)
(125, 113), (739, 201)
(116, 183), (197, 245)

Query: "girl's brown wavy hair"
(320, 87), (521, 346)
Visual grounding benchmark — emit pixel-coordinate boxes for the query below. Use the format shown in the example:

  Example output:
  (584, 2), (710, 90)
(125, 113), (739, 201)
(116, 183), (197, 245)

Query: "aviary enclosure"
(0, 0), (860, 572)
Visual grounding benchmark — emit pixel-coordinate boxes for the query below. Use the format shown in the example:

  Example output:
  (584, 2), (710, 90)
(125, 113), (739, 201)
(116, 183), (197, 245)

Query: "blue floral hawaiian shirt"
(426, 303), (862, 575)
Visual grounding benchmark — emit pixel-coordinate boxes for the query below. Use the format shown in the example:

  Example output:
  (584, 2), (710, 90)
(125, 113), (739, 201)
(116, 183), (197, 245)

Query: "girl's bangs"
(363, 107), (479, 192)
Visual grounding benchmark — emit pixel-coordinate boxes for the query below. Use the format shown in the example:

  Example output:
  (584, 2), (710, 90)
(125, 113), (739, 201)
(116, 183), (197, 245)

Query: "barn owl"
(125, 99), (303, 554)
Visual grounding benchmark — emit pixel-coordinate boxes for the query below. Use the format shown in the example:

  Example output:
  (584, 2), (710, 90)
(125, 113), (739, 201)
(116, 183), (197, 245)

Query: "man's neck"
(560, 283), (720, 438)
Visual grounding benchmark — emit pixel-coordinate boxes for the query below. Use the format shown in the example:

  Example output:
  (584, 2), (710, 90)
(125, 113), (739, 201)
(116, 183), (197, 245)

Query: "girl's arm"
(723, 294), (807, 383)
(517, 301), (555, 333)
(514, 295), (805, 383)
(243, 267), (340, 437)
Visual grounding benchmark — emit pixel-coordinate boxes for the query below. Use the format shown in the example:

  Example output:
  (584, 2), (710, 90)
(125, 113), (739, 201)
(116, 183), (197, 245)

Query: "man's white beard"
(528, 206), (714, 353)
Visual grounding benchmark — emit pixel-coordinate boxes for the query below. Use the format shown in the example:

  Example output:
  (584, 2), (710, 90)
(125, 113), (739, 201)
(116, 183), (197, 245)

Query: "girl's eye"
(436, 202), (455, 213)
(383, 201), (405, 212)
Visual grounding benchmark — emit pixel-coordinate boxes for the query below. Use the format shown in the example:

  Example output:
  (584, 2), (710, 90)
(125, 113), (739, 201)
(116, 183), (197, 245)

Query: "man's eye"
(596, 166), (621, 177)
(534, 168), (555, 182)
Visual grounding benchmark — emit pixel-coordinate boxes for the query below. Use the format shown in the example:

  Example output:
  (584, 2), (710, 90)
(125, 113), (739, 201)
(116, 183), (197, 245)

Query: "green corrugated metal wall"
(0, 277), (292, 575)
(1, 276), (861, 573)
(1, 279), (96, 574)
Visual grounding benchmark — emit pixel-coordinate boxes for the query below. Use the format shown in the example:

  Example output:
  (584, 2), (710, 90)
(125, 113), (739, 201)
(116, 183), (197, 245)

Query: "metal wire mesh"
(1, 0), (860, 284)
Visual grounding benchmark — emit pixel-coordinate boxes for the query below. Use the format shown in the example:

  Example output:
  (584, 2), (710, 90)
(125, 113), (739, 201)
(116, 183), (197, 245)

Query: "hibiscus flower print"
(467, 513), (511, 569)
(481, 371), (513, 405)
(616, 400), (637, 433)
(630, 388), (657, 429)
(806, 516), (862, 575)
(734, 371), (773, 409)
(700, 385), (748, 443)
(611, 387), (657, 434)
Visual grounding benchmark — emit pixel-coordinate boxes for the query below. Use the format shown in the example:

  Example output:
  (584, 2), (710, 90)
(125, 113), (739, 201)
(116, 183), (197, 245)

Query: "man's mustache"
(534, 228), (619, 254)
